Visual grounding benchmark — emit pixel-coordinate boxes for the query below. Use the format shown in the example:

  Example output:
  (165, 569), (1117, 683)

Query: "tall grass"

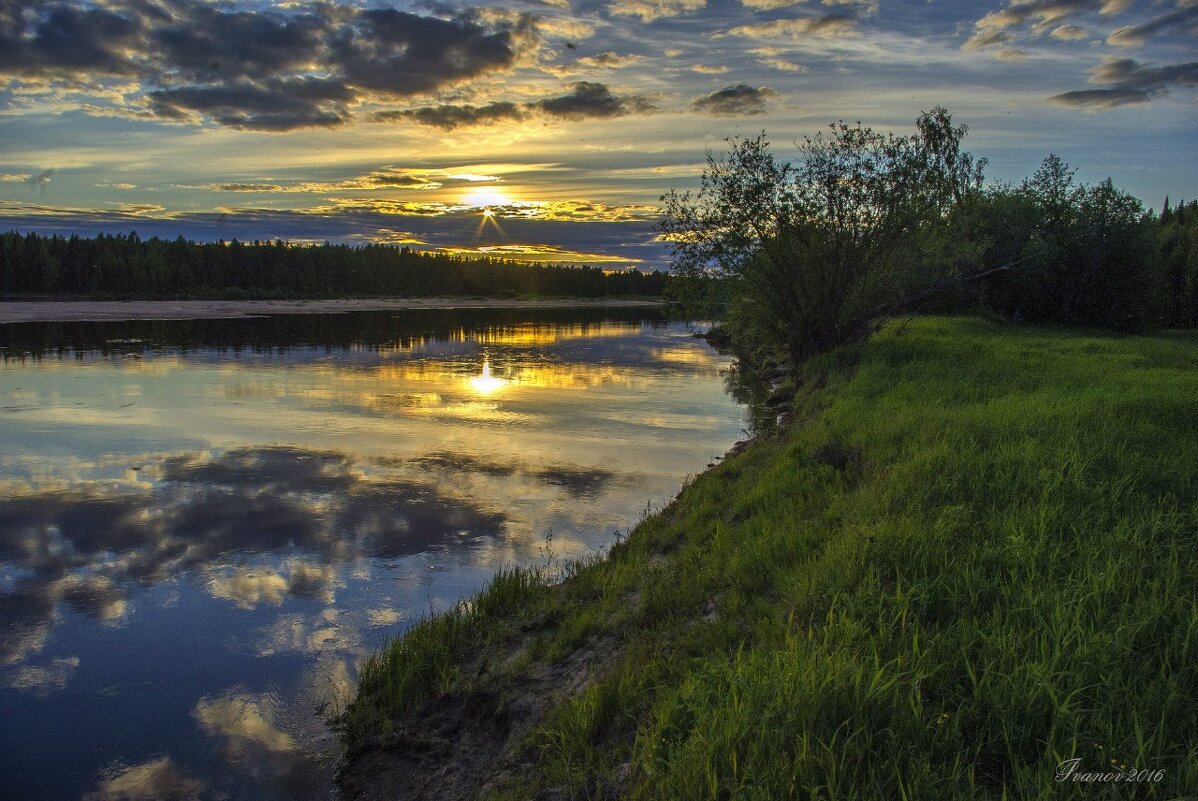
(344, 317), (1198, 800)
(336, 565), (546, 753)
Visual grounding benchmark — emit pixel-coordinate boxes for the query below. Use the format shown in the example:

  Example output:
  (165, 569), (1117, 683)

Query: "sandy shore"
(0, 297), (666, 324)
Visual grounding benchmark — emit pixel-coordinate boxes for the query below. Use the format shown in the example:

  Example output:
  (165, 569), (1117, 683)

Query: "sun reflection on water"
(467, 357), (507, 395)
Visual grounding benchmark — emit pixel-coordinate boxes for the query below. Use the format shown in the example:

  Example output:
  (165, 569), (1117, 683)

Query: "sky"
(0, 0), (1195, 270)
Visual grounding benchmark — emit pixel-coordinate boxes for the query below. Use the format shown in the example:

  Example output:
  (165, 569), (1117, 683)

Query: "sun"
(463, 188), (510, 209)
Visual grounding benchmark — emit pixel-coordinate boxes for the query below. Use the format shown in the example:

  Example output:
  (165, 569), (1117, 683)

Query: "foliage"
(659, 108), (985, 372)
(663, 110), (1198, 372)
(1157, 197), (1198, 327)
(968, 156), (1163, 330)
(0, 231), (666, 299)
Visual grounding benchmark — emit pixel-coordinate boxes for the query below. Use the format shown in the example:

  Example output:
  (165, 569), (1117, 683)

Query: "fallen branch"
(875, 255), (1038, 335)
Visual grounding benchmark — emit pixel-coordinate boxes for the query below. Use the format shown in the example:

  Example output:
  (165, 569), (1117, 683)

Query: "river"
(0, 307), (750, 800)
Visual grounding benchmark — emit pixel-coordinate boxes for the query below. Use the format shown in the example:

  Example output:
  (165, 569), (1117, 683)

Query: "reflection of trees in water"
(0, 307), (666, 360)
(722, 358), (776, 438)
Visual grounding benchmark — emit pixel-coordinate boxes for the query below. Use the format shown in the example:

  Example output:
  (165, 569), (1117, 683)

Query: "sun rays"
(466, 188), (512, 240)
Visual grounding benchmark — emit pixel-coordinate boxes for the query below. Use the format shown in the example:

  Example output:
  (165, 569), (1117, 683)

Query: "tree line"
(0, 233), (667, 299)
(661, 108), (1198, 375)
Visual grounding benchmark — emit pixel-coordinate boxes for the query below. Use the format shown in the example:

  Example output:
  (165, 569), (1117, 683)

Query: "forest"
(0, 233), (668, 299)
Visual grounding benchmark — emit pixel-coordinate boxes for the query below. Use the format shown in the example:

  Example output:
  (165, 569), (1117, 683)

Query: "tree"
(974, 155), (1162, 329)
(659, 107), (985, 372)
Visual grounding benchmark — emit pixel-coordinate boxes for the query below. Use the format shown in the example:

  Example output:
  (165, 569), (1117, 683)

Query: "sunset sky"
(1, 0), (1195, 269)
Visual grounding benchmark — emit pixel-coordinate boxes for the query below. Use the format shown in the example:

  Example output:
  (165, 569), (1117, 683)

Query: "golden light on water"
(467, 357), (507, 395)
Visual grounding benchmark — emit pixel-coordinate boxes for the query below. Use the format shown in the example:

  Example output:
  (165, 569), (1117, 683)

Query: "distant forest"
(0, 232), (668, 299)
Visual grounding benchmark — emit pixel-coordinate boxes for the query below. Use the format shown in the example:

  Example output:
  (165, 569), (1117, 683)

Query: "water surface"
(0, 308), (748, 801)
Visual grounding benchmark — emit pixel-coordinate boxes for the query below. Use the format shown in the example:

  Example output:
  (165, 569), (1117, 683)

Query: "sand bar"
(0, 297), (666, 324)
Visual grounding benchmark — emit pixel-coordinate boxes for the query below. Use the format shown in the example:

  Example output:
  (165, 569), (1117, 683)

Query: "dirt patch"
(337, 634), (620, 801)
(337, 692), (511, 801)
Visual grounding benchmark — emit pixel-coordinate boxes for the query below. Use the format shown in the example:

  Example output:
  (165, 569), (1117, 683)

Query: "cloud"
(189, 169), (503, 192)
(750, 47), (807, 71)
(327, 8), (524, 97)
(146, 3), (329, 83)
(1049, 56), (1198, 107)
(720, 14), (858, 40)
(27, 170), (53, 189)
(1050, 24), (1090, 40)
(0, 1), (531, 131)
(1108, 6), (1198, 48)
(690, 84), (778, 115)
(963, 0), (1129, 51)
(691, 64), (730, 74)
(202, 183), (286, 192)
(756, 56), (806, 71)
(533, 81), (657, 119)
(146, 76), (356, 130)
(575, 51), (644, 69)
(376, 81), (656, 129)
(373, 101), (527, 130)
(0, 2), (144, 79)
(741, 0), (805, 9)
(608, 0), (707, 23)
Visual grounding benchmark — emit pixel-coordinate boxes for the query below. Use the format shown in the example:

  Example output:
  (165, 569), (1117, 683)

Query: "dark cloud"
(374, 82), (656, 129)
(1049, 57), (1198, 108)
(0, 1), (143, 78)
(374, 101), (527, 129)
(332, 8), (522, 96)
(1108, 6), (1198, 48)
(369, 173), (438, 188)
(148, 5), (329, 82)
(0, 0), (529, 131)
(689, 84), (777, 116)
(148, 77), (355, 130)
(533, 81), (656, 119)
(209, 183), (285, 192)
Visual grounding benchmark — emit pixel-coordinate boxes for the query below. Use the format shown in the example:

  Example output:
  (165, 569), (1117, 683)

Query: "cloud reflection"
(0, 445), (507, 666)
(83, 757), (206, 801)
(4, 656), (79, 695)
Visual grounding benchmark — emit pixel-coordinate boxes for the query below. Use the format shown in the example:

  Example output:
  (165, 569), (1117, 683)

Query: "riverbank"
(0, 297), (665, 324)
(336, 316), (1198, 800)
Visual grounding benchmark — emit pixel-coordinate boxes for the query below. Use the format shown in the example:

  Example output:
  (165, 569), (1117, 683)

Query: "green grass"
(340, 316), (1198, 799)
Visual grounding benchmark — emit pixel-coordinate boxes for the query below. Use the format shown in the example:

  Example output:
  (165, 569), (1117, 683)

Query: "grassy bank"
(337, 316), (1198, 800)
